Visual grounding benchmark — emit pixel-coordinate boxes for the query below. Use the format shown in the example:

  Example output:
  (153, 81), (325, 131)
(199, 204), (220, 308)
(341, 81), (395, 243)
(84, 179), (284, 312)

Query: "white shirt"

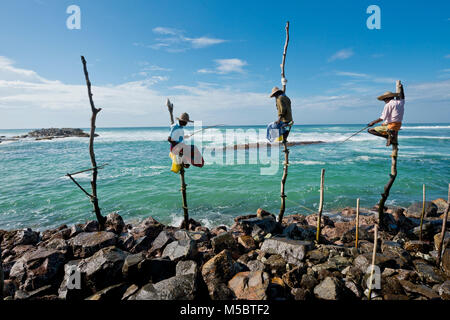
(169, 123), (184, 143)
(380, 99), (405, 124)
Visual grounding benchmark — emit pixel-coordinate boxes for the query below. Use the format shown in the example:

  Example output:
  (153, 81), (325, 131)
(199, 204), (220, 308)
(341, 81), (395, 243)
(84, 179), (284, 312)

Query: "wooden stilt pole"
(276, 21), (290, 223)
(377, 144), (398, 229)
(419, 184), (426, 241)
(437, 184), (450, 265)
(355, 198), (360, 249)
(368, 224), (378, 300)
(180, 166), (189, 230)
(316, 169), (325, 242)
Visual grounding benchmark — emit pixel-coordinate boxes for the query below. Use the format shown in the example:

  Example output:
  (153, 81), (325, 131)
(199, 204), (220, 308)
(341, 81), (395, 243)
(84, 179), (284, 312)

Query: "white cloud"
(328, 48), (354, 62)
(144, 27), (227, 52)
(335, 71), (368, 78)
(198, 59), (247, 74)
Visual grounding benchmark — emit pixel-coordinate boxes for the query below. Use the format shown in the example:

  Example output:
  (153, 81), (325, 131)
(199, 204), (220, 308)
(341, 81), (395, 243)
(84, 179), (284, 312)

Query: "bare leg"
(368, 128), (388, 139)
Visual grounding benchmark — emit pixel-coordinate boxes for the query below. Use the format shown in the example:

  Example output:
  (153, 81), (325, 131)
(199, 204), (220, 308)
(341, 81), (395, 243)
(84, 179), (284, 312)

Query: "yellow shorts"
(374, 122), (402, 135)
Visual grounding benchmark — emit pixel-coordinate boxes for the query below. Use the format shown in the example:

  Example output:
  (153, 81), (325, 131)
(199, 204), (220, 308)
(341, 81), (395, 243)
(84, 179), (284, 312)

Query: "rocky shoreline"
(1, 199), (449, 301)
(0, 128), (96, 143)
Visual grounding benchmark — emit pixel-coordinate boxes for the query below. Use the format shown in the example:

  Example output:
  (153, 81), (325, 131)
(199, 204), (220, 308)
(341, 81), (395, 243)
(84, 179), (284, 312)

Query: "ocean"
(0, 124), (449, 231)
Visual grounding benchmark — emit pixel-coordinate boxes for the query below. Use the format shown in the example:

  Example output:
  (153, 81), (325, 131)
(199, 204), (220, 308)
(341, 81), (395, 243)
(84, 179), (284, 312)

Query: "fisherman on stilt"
(367, 82), (405, 146)
(267, 86), (293, 143)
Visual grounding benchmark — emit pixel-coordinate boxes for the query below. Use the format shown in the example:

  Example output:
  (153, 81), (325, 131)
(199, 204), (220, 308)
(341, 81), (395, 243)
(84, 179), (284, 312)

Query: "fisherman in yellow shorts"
(367, 82), (405, 146)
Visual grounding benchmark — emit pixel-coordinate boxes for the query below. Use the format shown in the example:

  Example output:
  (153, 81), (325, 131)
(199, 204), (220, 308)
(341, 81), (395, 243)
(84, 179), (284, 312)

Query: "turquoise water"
(0, 124), (449, 230)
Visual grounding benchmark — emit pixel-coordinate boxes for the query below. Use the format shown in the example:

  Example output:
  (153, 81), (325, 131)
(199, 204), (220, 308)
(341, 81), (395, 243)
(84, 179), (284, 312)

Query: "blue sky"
(0, 0), (449, 128)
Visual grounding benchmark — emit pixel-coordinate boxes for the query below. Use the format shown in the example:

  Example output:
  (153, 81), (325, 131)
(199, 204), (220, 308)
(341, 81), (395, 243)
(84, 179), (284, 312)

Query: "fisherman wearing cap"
(267, 86), (293, 143)
(367, 82), (405, 146)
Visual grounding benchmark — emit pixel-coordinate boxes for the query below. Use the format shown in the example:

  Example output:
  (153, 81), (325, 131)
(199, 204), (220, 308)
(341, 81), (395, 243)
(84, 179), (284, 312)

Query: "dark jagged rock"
(86, 283), (129, 300)
(201, 250), (236, 299)
(24, 128), (96, 140)
(69, 231), (117, 258)
(406, 202), (439, 218)
(238, 216), (278, 239)
(313, 276), (351, 300)
(176, 260), (198, 276)
(260, 237), (313, 265)
(162, 239), (197, 262)
(105, 213), (125, 235)
(211, 232), (238, 254)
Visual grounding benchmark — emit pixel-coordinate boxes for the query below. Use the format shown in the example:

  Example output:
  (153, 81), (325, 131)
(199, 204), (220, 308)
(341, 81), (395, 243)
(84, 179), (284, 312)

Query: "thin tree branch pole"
(419, 184), (426, 241)
(368, 224), (378, 300)
(278, 140), (289, 222)
(81, 56), (106, 229)
(280, 21), (289, 93)
(377, 80), (401, 229)
(355, 198), (360, 249)
(437, 184), (450, 265)
(316, 169), (325, 242)
(179, 166), (189, 230)
(67, 164), (108, 176)
(66, 174), (93, 198)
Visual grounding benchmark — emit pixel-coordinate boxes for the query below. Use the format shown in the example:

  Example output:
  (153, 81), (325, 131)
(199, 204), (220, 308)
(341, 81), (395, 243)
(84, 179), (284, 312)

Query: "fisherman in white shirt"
(367, 82), (405, 146)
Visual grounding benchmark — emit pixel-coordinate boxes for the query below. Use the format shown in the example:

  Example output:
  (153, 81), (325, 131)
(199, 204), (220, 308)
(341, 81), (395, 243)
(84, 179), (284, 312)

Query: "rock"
(122, 252), (145, 281)
(85, 283), (128, 300)
(432, 198), (448, 213)
(137, 258), (176, 283)
(341, 227), (373, 243)
(239, 216), (278, 238)
(383, 294), (409, 300)
(130, 235), (154, 254)
(282, 223), (315, 241)
(434, 232), (450, 251)
(406, 202), (438, 218)
(282, 265), (307, 289)
(413, 260), (444, 284)
(442, 248), (450, 277)
(257, 208), (272, 219)
(180, 218), (202, 231)
(291, 287), (312, 300)
(353, 253), (397, 273)
(228, 271), (270, 300)
(260, 237), (313, 265)
(305, 214), (334, 228)
(130, 272), (198, 300)
(201, 250), (236, 299)
(438, 280), (450, 300)
(300, 273), (319, 290)
(313, 277), (349, 300)
(211, 232), (238, 254)
(58, 260), (85, 300)
(404, 240), (429, 253)
(399, 280), (439, 299)
(69, 232), (117, 258)
(104, 213), (125, 234)
(44, 238), (69, 254)
(238, 235), (257, 251)
(13, 228), (40, 246)
(122, 284), (139, 300)
(77, 246), (128, 293)
(82, 220), (99, 232)
(130, 217), (164, 240)
(412, 223), (436, 240)
(263, 254), (287, 275)
(14, 284), (53, 300)
(69, 225), (83, 238)
(381, 276), (405, 295)
(162, 239), (197, 262)
(174, 230), (208, 243)
(117, 232), (135, 251)
(2, 279), (17, 298)
(247, 260), (265, 272)
(341, 207), (357, 216)
(306, 248), (329, 263)
(210, 226), (228, 237)
(176, 260), (198, 276)
(345, 280), (363, 298)
(26, 128), (93, 139)
(9, 247), (65, 291)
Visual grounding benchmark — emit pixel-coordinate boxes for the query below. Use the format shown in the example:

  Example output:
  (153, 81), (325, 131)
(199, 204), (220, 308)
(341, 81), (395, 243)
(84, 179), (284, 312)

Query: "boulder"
(404, 240), (429, 253)
(413, 260), (444, 284)
(260, 237), (313, 265)
(313, 277), (349, 300)
(432, 198), (448, 213)
(162, 239), (197, 262)
(176, 260), (198, 276)
(300, 273), (319, 290)
(76, 246), (128, 293)
(137, 258), (176, 284)
(282, 223), (315, 240)
(238, 235), (257, 251)
(211, 232), (238, 254)
(305, 214), (334, 228)
(58, 260), (85, 300)
(282, 264), (307, 289)
(9, 247), (65, 291)
(174, 229), (208, 243)
(399, 280), (440, 299)
(122, 252), (145, 282)
(353, 253), (397, 273)
(438, 280), (450, 300)
(442, 248), (450, 277)
(306, 248), (330, 263)
(13, 228), (40, 246)
(341, 227), (373, 243)
(85, 283), (128, 300)
(134, 273), (198, 300)
(291, 287), (312, 300)
(434, 232), (450, 251)
(406, 202), (438, 218)
(82, 220), (99, 232)
(238, 216), (278, 239)
(130, 217), (163, 240)
(201, 250), (236, 299)
(149, 230), (174, 254)
(69, 232), (117, 258)
(122, 284), (139, 300)
(104, 213), (125, 234)
(263, 254), (287, 275)
(247, 260), (266, 272)
(117, 232), (135, 251)
(228, 271), (270, 300)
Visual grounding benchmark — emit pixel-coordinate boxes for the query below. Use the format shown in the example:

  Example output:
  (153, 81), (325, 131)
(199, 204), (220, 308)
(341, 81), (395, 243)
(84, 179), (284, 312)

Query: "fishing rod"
(185, 124), (225, 138)
(328, 125), (370, 152)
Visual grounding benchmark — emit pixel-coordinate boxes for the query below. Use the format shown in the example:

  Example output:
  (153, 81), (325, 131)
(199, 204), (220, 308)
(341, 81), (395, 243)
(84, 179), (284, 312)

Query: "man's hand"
(367, 121), (375, 127)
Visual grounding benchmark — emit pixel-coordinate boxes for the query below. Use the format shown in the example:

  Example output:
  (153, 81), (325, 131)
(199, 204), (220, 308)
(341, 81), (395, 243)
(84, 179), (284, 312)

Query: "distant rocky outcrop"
(10, 128), (98, 142)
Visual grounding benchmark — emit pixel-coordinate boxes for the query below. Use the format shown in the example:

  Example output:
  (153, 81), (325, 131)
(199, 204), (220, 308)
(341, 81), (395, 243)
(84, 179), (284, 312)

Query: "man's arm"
(368, 118), (383, 127)
(397, 81), (405, 100)
(166, 98), (174, 125)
